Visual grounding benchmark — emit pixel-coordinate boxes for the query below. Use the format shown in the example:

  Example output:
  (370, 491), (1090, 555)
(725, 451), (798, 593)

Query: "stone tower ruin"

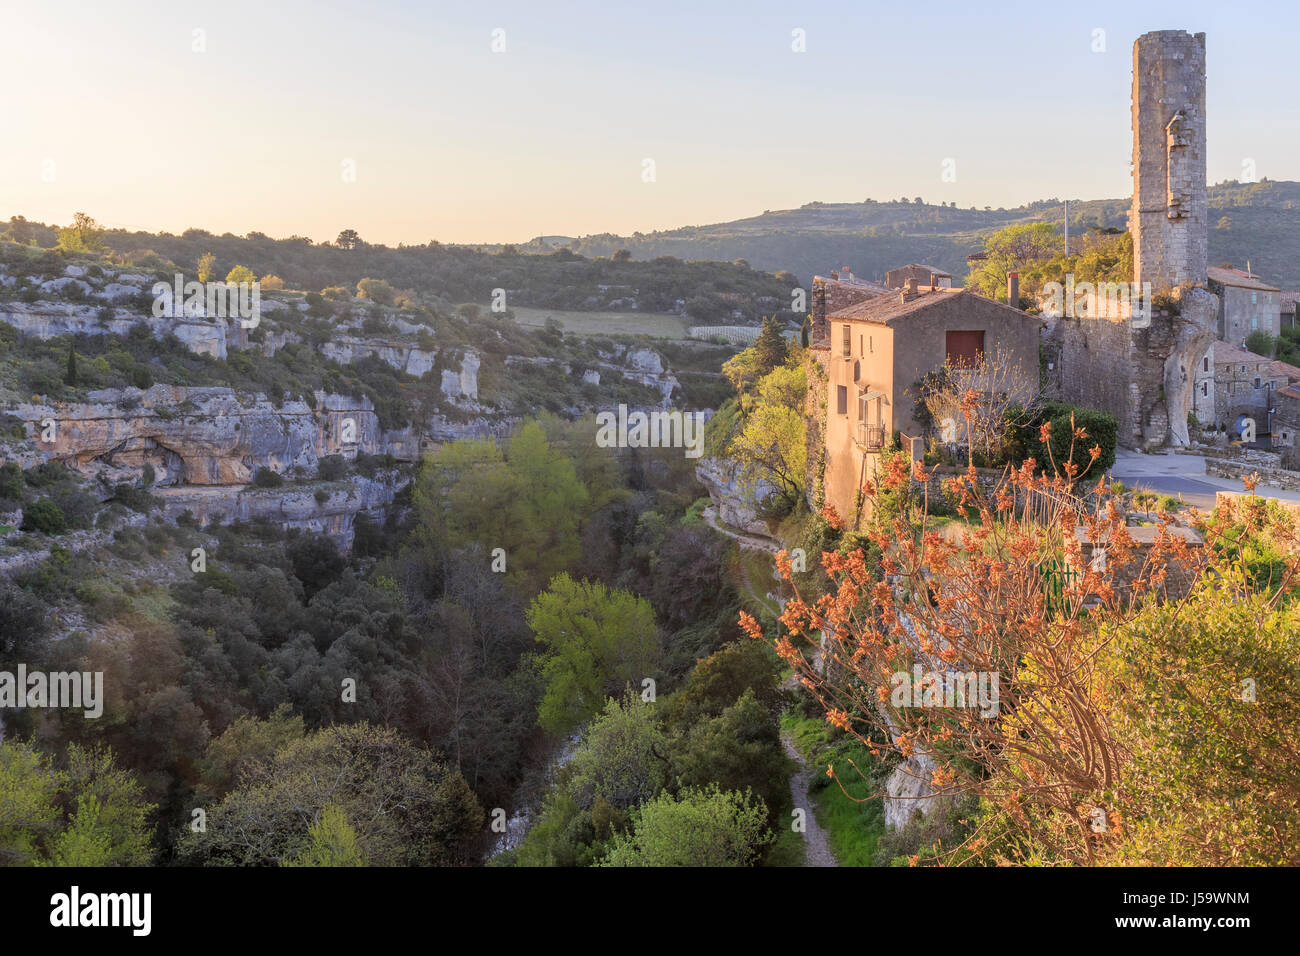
(1130, 30), (1209, 291)
(1044, 29), (1218, 449)
(1128, 30), (1218, 447)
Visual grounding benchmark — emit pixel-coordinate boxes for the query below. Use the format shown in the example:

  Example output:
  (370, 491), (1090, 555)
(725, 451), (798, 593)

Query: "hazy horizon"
(5, 0), (1297, 246)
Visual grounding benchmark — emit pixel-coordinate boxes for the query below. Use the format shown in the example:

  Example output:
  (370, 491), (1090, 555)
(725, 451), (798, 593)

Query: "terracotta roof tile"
(1207, 266), (1280, 292)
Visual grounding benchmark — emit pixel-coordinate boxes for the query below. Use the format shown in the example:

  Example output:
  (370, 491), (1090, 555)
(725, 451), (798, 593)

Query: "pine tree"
(754, 315), (788, 375)
(65, 342), (77, 387)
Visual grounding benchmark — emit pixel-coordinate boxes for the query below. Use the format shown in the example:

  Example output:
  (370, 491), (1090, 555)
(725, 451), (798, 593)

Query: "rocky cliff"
(8, 385), (383, 486)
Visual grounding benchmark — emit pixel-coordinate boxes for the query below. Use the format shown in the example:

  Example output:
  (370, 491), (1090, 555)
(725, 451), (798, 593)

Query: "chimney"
(906, 277), (918, 296)
(929, 273), (937, 291)
(1007, 271), (1020, 307)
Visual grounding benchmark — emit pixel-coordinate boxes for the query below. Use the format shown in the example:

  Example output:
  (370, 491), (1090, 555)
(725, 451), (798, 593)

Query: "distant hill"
(0, 217), (796, 324)
(540, 180), (1300, 290)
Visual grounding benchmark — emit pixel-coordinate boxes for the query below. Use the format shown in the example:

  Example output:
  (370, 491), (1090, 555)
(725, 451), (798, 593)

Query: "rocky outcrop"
(695, 457), (776, 536)
(320, 336), (438, 378)
(440, 350), (479, 401)
(505, 346), (680, 407)
(10, 385), (382, 486)
(0, 303), (230, 358)
(155, 474), (402, 549)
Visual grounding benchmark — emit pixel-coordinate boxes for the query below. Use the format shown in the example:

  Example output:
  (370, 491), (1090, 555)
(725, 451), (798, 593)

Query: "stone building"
(1192, 340), (1272, 433)
(809, 268), (890, 348)
(885, 264), (952, 290)
(1271, 385), (1300, 464)
(1207, 266), (1281, 346)
(817, 279), (1039, 527)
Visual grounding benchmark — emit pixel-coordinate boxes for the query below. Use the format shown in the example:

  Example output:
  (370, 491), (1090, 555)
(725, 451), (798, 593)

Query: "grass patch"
(763, 826), (806, 867)
(732, 545), (782, 619)
(782, 710), (887, 867)
(510, 307), (689, 339)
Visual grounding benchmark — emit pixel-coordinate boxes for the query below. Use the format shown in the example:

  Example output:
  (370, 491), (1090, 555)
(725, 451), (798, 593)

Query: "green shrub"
(251, 468), (284, 489)
(20, 499), (67, 534)
(1017, 401), (1118, 477)
(317, 455), (347, 481)
(1244, 330), (1276, 358)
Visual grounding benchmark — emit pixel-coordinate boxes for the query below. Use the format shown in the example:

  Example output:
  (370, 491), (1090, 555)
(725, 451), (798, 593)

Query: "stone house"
(812, 278), (1040, 526)
(885, 264), (952, 290)
(1192, 340), (1274, 433)
(1270, 385), (1300, 464)
(809, 269), (890, 346)
(1207, 266), (1281, 346)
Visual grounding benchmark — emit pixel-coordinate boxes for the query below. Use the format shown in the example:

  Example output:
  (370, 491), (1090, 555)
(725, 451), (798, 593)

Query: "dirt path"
(781, 730), (838, 867)
(700, 505), (782, 554)
(704, 503), (837, 865)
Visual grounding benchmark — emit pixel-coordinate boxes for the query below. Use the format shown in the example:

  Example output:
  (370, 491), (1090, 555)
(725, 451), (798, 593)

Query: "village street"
(1110, 448), (1300, 509)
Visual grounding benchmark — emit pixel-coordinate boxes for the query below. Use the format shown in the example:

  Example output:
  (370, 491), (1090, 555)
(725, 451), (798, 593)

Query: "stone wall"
(1206, 455), (1300, 492)
(1046, 289), (1218, 450)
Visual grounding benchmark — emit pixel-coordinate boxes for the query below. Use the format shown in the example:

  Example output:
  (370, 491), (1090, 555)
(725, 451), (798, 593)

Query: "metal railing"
(857, 423), (886, 450)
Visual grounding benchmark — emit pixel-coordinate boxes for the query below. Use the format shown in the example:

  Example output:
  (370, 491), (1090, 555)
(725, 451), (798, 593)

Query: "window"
(869, 335), (873, 353)
(1203, 357), (1209, 372)
(1202, 382), (1208, 396)
(842, 324), (850, 358)
(1252, 316), (1258, 330)
(1252, 292), (1258, 304)
(945, 330), (985, 367)
(1254, 377), (1262, 388)
(836, 385), (847, 415)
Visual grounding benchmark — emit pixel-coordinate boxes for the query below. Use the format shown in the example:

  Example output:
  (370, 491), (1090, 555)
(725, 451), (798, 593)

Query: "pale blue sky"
(2, 0), (1295, 244)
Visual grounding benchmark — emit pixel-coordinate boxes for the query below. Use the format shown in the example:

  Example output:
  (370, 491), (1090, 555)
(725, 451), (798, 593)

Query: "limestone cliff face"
(320, 337), (438, 378)
(694, 457), (776, 536)
(11, 385), (382, 486)
(155, 475), (401, 549)
(0, 303), (230, 359)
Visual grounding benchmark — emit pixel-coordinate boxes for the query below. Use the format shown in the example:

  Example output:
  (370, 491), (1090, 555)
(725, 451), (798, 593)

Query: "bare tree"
(917, 344), (1041, 465)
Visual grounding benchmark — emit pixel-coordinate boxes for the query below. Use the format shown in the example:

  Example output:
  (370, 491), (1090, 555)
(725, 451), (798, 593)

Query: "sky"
(2, 0), (1297, 245)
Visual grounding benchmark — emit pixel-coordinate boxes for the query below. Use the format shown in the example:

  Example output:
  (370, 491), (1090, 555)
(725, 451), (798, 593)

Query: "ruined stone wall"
(1045, 312), (1135, 440)
(1046, 288), (1217, 449)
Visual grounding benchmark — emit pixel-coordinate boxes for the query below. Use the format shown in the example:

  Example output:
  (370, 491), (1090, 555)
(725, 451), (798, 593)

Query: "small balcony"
(856, 423), (886, 450)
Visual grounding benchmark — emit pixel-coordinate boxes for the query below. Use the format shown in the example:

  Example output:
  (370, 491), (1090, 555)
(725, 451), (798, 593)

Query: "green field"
(509, 306), (689, 339)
